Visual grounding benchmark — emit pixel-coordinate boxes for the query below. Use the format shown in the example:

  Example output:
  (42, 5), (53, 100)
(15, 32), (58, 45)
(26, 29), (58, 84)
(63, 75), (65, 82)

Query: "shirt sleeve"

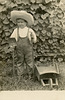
(10, 29), (17, 41)
(29, 28), (37, 43)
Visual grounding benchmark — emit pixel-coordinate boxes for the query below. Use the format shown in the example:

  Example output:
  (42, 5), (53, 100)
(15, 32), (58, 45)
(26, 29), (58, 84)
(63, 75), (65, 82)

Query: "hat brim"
(11, 10), (34, 26)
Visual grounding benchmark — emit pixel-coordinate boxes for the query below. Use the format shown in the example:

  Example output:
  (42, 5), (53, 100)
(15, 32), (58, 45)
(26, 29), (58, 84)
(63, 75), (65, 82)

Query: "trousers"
(16, 37), (33, 76)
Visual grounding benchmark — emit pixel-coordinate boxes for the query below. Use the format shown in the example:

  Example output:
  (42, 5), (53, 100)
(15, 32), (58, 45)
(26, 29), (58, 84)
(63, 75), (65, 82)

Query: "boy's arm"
(29, 28), (37, 43)
(32, 31), (37, 43)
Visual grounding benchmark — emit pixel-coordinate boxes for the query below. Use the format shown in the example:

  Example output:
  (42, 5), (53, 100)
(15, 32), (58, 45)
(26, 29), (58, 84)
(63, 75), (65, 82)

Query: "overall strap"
(27, 28), (29, 37)
(17, 27), (19, 41)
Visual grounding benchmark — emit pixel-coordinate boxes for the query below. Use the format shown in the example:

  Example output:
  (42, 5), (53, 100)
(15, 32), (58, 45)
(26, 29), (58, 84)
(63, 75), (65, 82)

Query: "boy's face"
(16, 18), (27, 28)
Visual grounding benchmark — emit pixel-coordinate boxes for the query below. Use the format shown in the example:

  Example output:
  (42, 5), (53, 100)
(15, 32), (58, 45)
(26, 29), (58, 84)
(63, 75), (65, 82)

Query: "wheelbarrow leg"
(40, 78), (59, 89)
(49, 78), (53, 89)
(41, 79), (46, 86)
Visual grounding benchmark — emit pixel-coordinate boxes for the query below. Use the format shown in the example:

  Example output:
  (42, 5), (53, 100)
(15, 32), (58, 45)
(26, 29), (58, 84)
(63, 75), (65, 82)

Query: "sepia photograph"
(0, 0), (65, 91)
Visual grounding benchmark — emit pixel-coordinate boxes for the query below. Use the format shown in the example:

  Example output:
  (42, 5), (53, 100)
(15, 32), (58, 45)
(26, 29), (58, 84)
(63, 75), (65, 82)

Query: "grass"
(0, 62), (65, 91)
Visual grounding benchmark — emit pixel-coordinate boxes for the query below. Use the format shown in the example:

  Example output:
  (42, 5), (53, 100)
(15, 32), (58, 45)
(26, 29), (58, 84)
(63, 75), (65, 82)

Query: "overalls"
(16, 28), (34, 77)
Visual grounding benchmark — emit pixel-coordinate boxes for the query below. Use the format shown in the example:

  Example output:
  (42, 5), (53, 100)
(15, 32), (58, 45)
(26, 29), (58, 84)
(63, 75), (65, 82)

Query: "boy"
(10, 10), (37, 80)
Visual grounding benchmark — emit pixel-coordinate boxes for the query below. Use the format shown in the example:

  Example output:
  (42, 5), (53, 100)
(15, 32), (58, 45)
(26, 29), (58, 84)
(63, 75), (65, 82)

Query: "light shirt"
(10, 27), (37, 42)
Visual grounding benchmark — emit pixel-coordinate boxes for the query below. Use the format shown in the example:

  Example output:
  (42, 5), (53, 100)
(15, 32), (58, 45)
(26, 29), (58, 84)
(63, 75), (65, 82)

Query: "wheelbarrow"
(35, 60), (59, 88)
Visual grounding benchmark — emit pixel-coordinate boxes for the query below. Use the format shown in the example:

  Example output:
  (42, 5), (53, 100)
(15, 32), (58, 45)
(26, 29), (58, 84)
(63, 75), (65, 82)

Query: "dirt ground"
(0, 62), (65, 91)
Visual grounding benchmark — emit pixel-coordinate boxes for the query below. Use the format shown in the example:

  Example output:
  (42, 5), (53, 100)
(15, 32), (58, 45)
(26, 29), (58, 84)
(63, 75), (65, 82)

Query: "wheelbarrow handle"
(12, 49), (15, 76)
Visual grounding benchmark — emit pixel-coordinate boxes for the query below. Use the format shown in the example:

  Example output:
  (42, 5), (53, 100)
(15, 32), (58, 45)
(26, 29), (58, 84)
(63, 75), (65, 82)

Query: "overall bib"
(16, 28), (33, 77)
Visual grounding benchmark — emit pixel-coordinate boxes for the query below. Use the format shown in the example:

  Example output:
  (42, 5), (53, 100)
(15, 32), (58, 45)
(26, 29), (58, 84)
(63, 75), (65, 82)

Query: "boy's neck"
(18, 26), (27, 29)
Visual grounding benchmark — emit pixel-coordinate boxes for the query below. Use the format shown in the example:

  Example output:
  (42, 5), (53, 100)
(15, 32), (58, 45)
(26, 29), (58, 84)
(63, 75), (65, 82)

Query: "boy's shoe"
(28, 74), (37, 82)
(23, 74), (29, 80)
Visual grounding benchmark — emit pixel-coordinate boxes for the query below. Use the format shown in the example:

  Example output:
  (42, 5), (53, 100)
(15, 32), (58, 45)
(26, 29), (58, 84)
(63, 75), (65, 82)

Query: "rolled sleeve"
(10, 29), (17, 41)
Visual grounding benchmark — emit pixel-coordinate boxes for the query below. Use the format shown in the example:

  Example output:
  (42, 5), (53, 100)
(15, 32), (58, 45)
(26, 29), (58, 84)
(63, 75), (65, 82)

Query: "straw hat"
(11, 10), (34, 26)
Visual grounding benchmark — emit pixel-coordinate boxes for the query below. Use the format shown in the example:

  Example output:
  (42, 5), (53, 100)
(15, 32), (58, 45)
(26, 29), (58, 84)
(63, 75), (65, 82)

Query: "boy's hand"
(9, 43), (16, 49)
(10, 45), (15, 48)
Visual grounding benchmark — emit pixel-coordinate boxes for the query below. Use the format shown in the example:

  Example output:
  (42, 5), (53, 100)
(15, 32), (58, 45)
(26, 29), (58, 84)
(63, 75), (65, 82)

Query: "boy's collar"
(18, 26), (28, 29)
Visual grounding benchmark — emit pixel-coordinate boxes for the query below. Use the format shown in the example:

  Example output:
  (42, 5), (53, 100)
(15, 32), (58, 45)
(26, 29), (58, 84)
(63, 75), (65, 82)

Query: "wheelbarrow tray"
(35, 64), (59, 81)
